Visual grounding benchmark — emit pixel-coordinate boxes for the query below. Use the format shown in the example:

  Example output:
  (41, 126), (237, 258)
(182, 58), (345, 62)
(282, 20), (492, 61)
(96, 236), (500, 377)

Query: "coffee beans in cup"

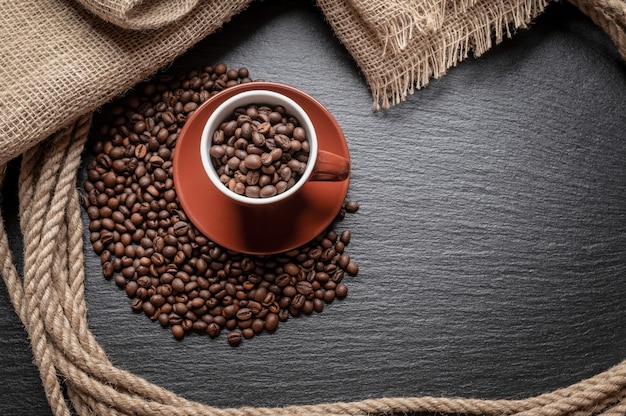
(210, 104), (309, 198)
(82, 63), (359, 346)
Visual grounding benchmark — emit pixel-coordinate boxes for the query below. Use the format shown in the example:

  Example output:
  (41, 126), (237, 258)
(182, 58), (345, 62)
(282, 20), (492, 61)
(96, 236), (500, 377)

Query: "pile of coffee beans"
(210, 104), (310, 198)
(82, 63), (359, 346)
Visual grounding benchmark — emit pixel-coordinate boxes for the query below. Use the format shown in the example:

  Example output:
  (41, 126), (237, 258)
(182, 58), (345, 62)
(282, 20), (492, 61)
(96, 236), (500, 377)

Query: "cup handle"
(310, 149), (350, 181)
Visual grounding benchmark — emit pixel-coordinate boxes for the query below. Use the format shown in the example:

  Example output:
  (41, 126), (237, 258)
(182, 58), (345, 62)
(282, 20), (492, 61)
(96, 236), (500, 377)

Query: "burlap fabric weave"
(74, 0), (200, 29)
(0, 0), (252, 167)
(2, 0), (626, 415)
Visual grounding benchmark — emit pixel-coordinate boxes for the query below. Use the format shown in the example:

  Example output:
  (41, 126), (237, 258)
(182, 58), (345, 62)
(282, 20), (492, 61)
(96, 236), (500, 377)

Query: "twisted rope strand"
(599, 394), (626, 416)
(19, 128), (76, 416)
(17, 143), (44, 234)
(588, 385), (626, 415)
(47, 116), (109, 359)
(514, 361), (626, 416)
(66, 171), (101, 353)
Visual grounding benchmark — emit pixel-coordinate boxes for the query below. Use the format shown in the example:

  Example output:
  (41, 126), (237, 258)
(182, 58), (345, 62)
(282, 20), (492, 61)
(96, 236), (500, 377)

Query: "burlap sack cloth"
(1, 0), (626, 415)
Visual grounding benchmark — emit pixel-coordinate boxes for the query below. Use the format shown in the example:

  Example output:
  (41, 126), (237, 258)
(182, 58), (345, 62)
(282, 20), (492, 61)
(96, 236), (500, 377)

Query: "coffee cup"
(200, 89), (350, 206)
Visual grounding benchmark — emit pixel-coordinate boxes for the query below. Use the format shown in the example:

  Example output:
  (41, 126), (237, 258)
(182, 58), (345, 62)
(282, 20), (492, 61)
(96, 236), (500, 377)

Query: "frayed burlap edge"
(317, 0), (553, 110)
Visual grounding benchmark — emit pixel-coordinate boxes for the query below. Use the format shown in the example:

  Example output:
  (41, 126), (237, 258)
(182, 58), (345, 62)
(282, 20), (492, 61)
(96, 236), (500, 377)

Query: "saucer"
(173, 82), (350, 255)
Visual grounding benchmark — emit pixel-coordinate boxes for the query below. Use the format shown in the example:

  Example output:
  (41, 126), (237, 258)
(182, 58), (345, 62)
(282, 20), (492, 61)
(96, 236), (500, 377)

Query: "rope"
(0, 1), (626, 415)
(567, 0), (626, 62)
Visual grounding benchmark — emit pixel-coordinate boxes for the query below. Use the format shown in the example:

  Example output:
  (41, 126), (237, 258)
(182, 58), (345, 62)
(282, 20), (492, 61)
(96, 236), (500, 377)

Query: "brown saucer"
(173, 82), (350, 255)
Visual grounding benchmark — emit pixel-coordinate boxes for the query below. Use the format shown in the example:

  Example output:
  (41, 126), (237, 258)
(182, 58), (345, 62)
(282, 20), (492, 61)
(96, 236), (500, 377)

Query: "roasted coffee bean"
(313, 298), (325, 313)
(338, 253), (351, 269)
(102, 262), (114, 279)
(282, 285), (297, 297)
(250, 318), (264, 334)
(302, 300), (314, 315)
(291, 294), (305, 309)
(263, 313), (278, 331)
(276, 308), (288, 322)
(222, 304), (238, 319)
(331, 270), (344, 284)
(284, 263), (299, 276)
(241, 327), (254, 339)
(345, 261), (359, 276)
(173, 221), (189, 236)
(84, 63), (358, 345)
(323, 290), (336, 304)
(344, 200), (359, 213)
(227, 331), (242, 346)
(171, 325), (185, 340)
(335, 284), (348, 299)
(274, 273), (291, 288)
(130, 298), (143, 312)
(207, 322), (221, 338)
(236, 308), (252, 321)
(340, 230), (351, 245)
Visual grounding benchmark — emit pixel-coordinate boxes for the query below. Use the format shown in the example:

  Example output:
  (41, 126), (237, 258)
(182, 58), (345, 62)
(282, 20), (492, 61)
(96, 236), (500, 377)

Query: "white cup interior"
(200, 90), (318, 205)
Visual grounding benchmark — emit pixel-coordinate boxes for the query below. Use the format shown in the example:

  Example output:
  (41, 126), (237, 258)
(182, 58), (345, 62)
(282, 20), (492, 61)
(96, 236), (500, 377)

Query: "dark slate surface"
(2, 1), (626, 414)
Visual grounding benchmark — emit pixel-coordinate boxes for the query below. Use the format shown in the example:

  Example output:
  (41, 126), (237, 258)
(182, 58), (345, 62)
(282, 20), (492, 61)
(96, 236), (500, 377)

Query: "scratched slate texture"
(1, 1), (626, 415)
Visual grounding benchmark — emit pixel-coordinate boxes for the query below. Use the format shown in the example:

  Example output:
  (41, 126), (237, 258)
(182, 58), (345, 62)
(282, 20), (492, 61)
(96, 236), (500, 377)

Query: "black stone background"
(2, 1), (626, 414)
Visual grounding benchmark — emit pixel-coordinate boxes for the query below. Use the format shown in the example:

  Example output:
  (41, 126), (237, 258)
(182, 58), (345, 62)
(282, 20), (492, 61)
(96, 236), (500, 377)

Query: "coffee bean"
(236, 308), (252, 321)
(243, 154), (262, 169)
(331, 270), (345, 284)
(161, 245), (176, 259)
(291, 294), (305, 310)
(171, 325), (185, 340)
(338, 253), (351, 269)
(130, 298), (143, 312)
(296, 281), (313, 295)
(335, 284), (348, 299)
(135, 144), (148, 159)
(249, 318), (264, 334)
(173, 302), (188, 315)
(227, 331), (242, 346)
(207, 322), (221, 338)
(263, 313), (278, 331)
(340, 230), (351, 245)
(222, 304), (238, 319)
(102, 262), (114, 279)
(173, 221), (189, 236)
(190, 297), (205, 309)
(274, 273), (291, 288)
(282, 285), (297, 298)
(345, 200), (359, 213)
(345, 261), (359, 276)
(313, 298), (324, 313)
